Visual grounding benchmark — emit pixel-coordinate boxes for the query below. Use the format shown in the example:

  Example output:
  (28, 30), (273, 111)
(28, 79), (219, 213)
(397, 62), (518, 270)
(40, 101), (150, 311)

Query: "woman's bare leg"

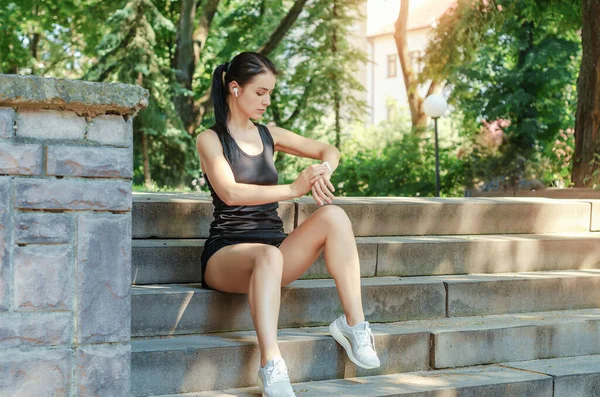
(279, 205), (365, 326)
(204, 243), (285, 366)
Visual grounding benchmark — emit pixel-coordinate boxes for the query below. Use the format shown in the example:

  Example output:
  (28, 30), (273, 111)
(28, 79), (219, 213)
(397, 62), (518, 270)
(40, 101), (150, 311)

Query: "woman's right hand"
(291, 164), (330, 198)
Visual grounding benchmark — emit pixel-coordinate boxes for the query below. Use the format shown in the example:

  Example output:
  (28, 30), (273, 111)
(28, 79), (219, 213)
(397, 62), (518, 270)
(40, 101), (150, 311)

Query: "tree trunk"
(137, 71), (152, 188)
(142, 132), (152, 188)
(30, 33), (40, 75)
(332, 1), (342, 149)
(572, 0), (600, 187)
(173, 0), (221, 135)
(394, 0), (439, 132)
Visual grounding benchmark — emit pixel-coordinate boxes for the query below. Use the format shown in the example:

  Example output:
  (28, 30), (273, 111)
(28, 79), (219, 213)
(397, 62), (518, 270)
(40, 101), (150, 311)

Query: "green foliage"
(0, 0), (117, 77)
(423, 0), (582, 189)
(2, 0), (367, 191)
(329, 119), (466, 197)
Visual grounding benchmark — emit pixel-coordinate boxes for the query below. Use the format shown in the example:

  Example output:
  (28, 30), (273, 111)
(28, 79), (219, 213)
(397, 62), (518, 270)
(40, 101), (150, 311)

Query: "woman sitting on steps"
(195, 51), (380, 397)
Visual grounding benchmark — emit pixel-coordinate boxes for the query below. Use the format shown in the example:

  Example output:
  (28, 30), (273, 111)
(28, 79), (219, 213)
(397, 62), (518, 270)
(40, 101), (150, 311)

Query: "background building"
(364, 0), (456, 124)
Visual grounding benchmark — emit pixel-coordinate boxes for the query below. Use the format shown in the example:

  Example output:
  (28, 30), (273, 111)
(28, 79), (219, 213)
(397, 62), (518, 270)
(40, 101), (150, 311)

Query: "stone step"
(501, 355), (600, 396)
(131, 233), (600, 285)
(132, 194), (595, 238)
(130, 309), (600, 396)
(153, 365), (553, 396)
(151, 355), (600, 397)
(131, 271), (600, 337)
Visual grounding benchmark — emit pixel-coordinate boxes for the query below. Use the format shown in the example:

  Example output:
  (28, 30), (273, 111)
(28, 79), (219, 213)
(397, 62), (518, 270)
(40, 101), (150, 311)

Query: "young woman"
(196, 52), (380, 397)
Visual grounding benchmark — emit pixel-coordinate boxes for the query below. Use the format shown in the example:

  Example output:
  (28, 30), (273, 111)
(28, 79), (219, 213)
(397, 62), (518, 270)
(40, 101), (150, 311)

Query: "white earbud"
(233, 87), (239, 97)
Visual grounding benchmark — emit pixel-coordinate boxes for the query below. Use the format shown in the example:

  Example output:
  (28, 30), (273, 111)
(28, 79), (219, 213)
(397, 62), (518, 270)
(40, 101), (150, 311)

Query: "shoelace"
(355, 324), (377, 353)
(265, 359), (290, 386)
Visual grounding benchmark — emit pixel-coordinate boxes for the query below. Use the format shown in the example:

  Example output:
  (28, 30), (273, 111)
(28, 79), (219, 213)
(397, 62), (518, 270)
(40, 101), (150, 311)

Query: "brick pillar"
(0, 74), (148, 396)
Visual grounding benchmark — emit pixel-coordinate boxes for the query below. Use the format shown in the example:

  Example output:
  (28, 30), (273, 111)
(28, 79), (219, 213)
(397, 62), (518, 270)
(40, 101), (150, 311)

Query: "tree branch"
(193, 0), (220, 64)
(284, 78), (313, 126)
(258, 0), (309, 55)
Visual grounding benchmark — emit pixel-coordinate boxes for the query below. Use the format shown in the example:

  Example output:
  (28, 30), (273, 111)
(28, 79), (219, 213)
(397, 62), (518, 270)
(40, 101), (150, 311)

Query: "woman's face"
(231, 72), (276, 120)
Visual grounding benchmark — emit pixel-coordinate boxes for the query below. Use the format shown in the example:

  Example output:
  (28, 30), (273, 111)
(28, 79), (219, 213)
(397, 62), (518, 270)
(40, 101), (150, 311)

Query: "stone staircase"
(130, 194), (600, 397)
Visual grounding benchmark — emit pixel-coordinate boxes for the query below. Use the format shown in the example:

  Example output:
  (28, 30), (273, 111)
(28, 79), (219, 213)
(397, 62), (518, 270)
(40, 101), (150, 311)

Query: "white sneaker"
(256, 357), (296, 397)
(329, 315), (380, 369)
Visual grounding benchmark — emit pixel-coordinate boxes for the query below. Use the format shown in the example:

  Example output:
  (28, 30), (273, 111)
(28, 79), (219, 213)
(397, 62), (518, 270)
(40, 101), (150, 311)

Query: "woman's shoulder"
(196, 128), (221, 155)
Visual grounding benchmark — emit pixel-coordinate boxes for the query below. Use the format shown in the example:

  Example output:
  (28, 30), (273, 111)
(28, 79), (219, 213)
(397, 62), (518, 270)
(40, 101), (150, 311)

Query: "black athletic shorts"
(200, 231), (288, 290)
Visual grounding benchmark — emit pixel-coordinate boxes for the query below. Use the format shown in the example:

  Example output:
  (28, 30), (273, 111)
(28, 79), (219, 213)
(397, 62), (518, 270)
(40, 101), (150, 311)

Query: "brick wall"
(0, 75), (148, 396)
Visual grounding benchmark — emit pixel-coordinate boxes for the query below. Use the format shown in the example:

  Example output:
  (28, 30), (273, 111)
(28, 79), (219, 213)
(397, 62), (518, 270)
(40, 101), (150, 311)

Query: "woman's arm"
(196, 130), (326, 206)
(270, 125), (341, 171)
(270, 125), (340, 205)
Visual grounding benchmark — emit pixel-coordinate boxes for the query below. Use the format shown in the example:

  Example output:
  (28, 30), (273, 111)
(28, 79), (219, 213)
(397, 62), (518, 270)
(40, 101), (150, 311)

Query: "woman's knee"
(252, 245), (284, 273)
(315, 205), (352, 229)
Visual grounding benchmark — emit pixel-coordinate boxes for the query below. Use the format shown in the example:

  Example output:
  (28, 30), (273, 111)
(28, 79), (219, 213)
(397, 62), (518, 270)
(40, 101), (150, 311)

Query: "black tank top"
(204, 123), (285, 236)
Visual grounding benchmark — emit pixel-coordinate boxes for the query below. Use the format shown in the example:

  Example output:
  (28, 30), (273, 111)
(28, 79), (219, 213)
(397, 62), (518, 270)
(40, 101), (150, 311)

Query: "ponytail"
(209, 52), (279, 162)
(210, 62), (237, 162)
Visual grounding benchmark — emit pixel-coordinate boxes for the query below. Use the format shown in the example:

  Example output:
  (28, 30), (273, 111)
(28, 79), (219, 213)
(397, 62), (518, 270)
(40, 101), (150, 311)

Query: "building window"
(386, 103), (397, 121)
(387, 54), (397, 78)
(410, 50), (422, 74)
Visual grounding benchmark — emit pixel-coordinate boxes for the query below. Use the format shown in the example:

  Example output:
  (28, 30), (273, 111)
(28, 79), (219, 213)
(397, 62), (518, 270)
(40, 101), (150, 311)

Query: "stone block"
(47, 145), (132, 178)
(76, 344), (130, 397)
(16, 109), (86, 140)
(0, 348), (71, 396)
(131, 278), (445, 337)
(87, 114), (132, 147)
(14, 245), (72, 311)
(296, 197), (591, 236)
(131, 328), (430, 395)
(0, 107), (16, 137)
(0, 142), (43, 175)
(77, 214), (131, 344)
(222, 366), (551, 397)
(0, 177), (10, 311)
(131, 239), (205, 285)
(0, 74), (148, 116)
(131, 193), (216, 239)
(377, 234), (600, 276)
(0, 312), (72, 348)
(504, 355), (600, 397)
(445, 271), (600, 317)
(132, 193), (295, 238)
(432, 313), (600, 368)
(131, 237), (376, 285)
(15, 212), (73, 244)
(16, 178), (131, 211)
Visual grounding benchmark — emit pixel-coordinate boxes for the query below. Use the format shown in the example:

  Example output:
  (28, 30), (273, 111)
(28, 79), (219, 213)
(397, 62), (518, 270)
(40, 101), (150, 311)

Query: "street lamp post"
(423, 94), (448, 197)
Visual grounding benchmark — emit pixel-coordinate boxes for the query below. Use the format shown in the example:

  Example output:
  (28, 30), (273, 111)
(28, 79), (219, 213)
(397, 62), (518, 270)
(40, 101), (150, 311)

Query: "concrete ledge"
(132, 193), (295, 238)
(430, 309), (600, 368)
(131, 234), (600, 284)
(503, 355), (600, 397)
(468, 187), (600, 199)
(444, 270), (600, 316)
(131, 277), (445, 337)
(294, 197), (593, 236)
(185, 365), (552, 397)
(377, 233), (600, 276)
(131, 237), (376, 285)
(133, 195), (595, 238)
(0, 74), (148, 116)
(131, 309), (600, 395)
(131, 327), (430, 395)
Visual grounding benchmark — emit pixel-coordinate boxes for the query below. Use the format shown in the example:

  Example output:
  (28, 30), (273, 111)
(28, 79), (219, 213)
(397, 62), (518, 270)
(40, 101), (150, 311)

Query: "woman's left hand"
(311, 174), (335, 206)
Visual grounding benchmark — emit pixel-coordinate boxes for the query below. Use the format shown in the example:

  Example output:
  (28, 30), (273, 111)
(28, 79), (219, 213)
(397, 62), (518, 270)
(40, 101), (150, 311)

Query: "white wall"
(367, 27), (432, 124)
